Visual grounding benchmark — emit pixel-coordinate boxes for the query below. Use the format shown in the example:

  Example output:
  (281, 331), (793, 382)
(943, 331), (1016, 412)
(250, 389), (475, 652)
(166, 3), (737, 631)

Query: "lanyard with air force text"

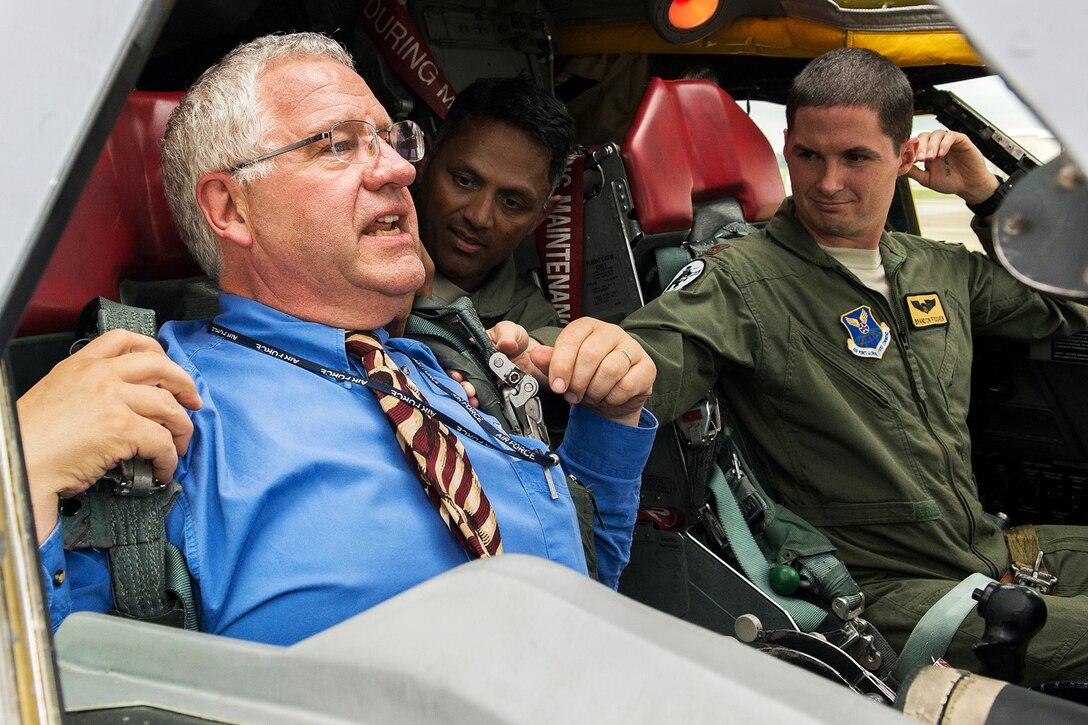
(208, 323), (566, 496)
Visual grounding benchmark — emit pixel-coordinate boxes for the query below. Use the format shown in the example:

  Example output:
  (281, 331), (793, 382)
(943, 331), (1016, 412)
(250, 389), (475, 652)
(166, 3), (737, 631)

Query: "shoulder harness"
(60, 297), (197, 629)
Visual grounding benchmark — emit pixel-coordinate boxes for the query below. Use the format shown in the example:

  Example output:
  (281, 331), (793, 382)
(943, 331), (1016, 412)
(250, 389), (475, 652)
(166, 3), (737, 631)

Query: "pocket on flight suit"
(780, 320), (928, 494)
(1035, 525), (1088, 596)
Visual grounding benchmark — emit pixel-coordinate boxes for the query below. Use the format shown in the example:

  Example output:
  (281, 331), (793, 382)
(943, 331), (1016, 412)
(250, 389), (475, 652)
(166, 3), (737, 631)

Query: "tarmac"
(914, 195), (982, 252)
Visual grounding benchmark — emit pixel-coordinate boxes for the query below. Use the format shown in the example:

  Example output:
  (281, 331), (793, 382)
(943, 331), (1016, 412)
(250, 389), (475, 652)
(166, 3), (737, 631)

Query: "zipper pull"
(544, 464), (560, 500)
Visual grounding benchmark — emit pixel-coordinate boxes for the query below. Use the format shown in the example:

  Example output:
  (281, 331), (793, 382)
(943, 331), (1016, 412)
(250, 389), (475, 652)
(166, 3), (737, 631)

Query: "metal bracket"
(697, 502), (729, 550)
(489, 352), (537, 406)
(830, 594), (883, 672)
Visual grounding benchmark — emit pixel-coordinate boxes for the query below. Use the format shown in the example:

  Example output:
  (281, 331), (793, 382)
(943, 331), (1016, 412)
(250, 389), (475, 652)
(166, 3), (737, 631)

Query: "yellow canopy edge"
(555, 16), (983, 68)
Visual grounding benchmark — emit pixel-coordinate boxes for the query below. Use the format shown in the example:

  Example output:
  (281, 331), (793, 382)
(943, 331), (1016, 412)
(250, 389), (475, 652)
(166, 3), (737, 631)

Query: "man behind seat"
(35, 32), (657, 645)
(621, 48), (1088, 685)
(416, 76), (571, 331)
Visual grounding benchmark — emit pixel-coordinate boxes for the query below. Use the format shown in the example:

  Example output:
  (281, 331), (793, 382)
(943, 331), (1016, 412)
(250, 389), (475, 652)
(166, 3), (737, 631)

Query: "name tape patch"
(905, 293), (948, 329)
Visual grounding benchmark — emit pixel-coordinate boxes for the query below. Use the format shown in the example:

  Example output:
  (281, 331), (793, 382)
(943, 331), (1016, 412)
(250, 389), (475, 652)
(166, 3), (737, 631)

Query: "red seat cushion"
(19, 91), (199, 336)
(620, 78), (785, 236)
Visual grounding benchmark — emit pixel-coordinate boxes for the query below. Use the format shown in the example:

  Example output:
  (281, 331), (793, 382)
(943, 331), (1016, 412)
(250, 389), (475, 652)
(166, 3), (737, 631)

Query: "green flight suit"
(622, 200), (1088, 685)
(431, 256), (558, 331)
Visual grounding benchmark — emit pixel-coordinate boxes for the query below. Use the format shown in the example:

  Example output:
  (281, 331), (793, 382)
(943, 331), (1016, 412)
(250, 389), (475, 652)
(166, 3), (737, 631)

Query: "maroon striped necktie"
(346, 332), (503, 558)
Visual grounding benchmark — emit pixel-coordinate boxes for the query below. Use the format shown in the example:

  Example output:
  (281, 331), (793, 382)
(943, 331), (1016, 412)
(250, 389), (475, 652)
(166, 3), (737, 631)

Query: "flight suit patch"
(905, 292), (948, 329)
(840, 305), (891, 359)
(663, 259), (705, 292)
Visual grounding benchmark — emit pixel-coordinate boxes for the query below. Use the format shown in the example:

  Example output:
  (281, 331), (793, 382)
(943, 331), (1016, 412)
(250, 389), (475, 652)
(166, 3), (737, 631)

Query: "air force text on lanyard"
(207, 323), (566, 498)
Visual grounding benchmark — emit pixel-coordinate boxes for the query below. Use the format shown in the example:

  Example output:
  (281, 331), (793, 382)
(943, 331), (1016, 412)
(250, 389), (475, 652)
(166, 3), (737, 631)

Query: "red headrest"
(19, 91), (200, 337)
(620, 78), (785, 236)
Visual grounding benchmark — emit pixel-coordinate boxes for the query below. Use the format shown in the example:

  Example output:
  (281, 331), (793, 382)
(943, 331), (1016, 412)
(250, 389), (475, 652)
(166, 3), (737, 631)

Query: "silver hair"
(161, 33), (355, 280)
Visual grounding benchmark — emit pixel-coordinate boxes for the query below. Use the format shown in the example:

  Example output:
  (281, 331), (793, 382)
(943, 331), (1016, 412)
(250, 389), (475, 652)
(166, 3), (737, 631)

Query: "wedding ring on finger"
(617, 348), (634, 366)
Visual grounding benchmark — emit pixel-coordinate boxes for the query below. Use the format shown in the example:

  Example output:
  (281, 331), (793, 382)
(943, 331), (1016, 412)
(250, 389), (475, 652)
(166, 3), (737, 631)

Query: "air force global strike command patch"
(663, 259), (705, 292)
(905, 292), (948, 329)
(840, 305), (891, 359)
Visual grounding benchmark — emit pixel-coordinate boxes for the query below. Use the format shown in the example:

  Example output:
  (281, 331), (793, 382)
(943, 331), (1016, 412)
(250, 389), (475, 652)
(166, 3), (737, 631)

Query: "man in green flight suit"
(416, 76), (570, 333)
(621, 48), (1088, 685)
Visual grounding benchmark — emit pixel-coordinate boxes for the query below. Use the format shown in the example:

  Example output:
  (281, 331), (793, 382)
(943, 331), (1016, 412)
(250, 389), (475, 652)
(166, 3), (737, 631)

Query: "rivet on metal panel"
(1001, 212), (1030, 237)
(1058, 163), (1085, 189)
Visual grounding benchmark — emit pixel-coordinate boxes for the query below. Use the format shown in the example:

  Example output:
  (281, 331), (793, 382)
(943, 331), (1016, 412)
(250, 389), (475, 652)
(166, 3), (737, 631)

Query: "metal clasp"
(831, 594), (882, 672)
(1012, 551), (1058, 594)
(102, 458), (165, 497)
(490, 352), (549, 446)
(676, 396), (721, 448)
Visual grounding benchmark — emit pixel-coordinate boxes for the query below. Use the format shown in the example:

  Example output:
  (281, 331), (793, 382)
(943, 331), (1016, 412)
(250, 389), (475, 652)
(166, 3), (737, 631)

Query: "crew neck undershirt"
(819, 244), (892, 304)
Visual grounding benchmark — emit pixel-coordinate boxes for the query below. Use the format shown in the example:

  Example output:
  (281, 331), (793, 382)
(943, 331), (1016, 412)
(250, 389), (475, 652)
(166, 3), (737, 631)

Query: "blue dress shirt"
(41, 294), (655, 645)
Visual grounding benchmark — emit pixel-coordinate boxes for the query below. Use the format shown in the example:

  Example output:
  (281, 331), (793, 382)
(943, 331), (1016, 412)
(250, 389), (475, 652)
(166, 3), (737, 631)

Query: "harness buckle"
(676, 396), (721, 448)
(830, 594), (883, 671)
(489, 352), (538, 407)
(698, 502), (730, 550)
(724, 452), (767, 533)
(1012, 551), (1058, 594)
(102, 458), (165, 497)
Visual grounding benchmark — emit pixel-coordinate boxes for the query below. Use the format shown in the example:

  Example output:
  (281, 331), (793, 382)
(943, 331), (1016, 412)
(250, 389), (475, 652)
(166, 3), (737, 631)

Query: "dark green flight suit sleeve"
(620, 251), (760, 424)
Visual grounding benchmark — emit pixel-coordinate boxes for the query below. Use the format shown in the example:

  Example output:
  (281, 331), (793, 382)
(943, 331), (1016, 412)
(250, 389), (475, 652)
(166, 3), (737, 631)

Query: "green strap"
(655, 246), (693, 294)
(404, 297), (513, 434)
(796, 553), (863, 609)
(408, 296), (496, 358)
(64, 297), (199, 629)
(706, 465), (827, 631)
(95, 297), (157, 337)
(165, 542), (198, 631)
(894, 572), (995, 679)
(405, 314), (476, 356)
(62, 481), (195, 626)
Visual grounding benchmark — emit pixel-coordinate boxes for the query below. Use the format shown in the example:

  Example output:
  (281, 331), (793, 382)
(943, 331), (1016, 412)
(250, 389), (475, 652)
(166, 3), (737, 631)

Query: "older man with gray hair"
(34, 32), (656, 645)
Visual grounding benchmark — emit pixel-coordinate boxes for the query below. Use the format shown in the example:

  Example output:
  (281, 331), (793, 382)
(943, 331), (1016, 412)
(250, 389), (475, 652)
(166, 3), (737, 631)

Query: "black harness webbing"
(60, 297), (198, 630)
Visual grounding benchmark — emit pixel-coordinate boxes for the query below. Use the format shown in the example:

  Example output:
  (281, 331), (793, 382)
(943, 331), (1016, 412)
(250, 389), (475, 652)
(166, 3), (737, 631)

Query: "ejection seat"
(545, 76), (784, 329)
(619, 77), (785, 299)
(572, 77), (796, 630)
(13, 91), (201, 396)
(558, 77), (907, 699)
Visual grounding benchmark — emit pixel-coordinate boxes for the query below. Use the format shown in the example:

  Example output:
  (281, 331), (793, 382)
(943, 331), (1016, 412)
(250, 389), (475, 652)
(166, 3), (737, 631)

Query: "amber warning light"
(647, 0), (730, 44)
(669, 0), (720, 29)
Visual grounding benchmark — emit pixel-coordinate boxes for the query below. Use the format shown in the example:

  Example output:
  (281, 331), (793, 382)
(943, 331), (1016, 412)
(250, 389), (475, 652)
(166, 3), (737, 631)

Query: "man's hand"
(528, 317), (654, 426)
(487, 320), (533, 361)
(17, 330), (202, 543)
(907, 130), (1000, 206)
(444, 322), (533, 408)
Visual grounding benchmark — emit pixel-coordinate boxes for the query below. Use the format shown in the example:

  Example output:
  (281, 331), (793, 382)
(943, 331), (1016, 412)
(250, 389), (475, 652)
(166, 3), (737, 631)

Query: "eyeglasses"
(229, 119), (425, 171)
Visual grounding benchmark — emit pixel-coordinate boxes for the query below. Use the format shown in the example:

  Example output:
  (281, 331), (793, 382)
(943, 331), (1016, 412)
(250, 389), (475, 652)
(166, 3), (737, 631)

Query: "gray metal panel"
(0, 0), (173, 348)
(57, 555), (906, 723)
(937, 0), (1088, 170)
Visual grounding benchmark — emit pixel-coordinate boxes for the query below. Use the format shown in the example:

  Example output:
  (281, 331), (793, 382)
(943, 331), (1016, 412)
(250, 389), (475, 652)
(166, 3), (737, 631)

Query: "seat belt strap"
(165, 541), (198, 631)
(894, 572), (995, 679)
(706, 465), (827, 631)
(63, 297), (199, 630)
(1004, 524), (1044, 569)
(655, 246), (693, 296)
(94, 297), (157, 337)
(62, 480), (194, 628)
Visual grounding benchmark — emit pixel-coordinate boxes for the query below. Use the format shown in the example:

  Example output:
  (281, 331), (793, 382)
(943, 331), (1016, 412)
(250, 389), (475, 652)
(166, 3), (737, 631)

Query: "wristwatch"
(966, 171), (1023, 217)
